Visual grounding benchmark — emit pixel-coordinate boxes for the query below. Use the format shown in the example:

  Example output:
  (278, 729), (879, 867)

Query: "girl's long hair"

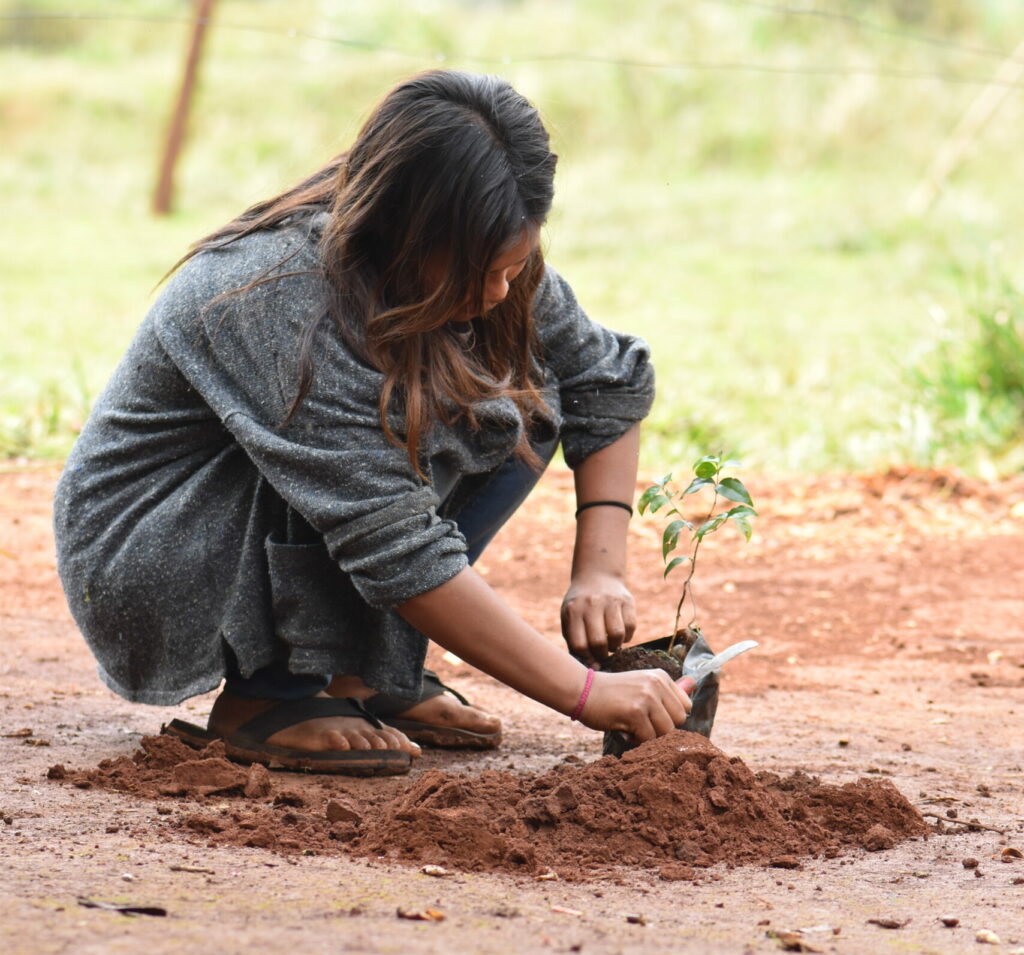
(178, 70), (558, 475)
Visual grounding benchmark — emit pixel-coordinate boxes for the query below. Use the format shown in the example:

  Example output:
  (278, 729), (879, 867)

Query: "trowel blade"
(691, 639), (759, 677)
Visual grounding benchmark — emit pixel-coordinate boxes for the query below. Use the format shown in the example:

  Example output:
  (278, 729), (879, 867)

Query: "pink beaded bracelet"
(569, 667), (595, 721)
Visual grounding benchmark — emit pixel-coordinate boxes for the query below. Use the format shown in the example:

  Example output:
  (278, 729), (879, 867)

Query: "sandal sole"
(381, 717), (502, 750)
(161, 719), (412, 776)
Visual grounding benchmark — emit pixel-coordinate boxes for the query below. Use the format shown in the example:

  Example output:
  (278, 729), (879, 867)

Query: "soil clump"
(50, 729), (929, 881)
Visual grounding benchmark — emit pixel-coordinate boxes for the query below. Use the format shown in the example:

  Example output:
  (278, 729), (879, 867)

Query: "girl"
(54, 70), (690, 775)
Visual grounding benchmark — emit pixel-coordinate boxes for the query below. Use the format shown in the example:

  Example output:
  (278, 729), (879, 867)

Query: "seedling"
(637, 454), (757, 655)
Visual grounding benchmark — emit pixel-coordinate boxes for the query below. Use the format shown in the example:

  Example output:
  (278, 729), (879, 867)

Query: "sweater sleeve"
(533, 265), (655, 468)
(152, 236), (468, 610)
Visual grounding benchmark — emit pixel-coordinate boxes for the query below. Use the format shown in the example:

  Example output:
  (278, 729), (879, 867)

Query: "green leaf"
(694, 460), (718, 480)
(682, 477), (714, 496)
(694, 514), (727, 540)
(723, 504), (756, 540)
(731, 514), (753, 541)
(637, 485), (659, 515)
(639, 485), (673, 514)
(661, 519), (688, 560)
(647, 493), (672, 514)
(663, 555), (690, 578)
(716, 477), (753, 506)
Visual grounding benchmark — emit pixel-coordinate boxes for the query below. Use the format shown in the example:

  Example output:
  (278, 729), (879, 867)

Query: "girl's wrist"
(569, 666), (596, 721)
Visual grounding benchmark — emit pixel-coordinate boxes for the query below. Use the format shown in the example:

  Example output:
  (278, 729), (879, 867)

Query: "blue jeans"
(225, 438), (558, 700)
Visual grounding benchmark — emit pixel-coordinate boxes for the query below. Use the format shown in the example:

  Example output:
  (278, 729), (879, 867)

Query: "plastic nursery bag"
(603, 632), (725, 758)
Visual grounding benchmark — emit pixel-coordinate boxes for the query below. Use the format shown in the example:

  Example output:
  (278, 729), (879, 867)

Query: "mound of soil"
(48, 730), (929, 881)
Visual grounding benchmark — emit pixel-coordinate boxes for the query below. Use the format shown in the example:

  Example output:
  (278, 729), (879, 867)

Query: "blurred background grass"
(2, 0), (1023, 476)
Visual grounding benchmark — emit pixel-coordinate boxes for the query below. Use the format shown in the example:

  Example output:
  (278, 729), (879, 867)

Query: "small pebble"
(770, 856), (802, 870)
(939, 916), (959, 927)
(862, 824), (896, 852)
(962, 858), (979, 869)
(976, 929), (1001, 945)
(659, 864), (696, 881)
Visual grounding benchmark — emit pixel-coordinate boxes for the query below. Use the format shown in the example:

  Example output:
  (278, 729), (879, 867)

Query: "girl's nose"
(486, 271), (510, 307)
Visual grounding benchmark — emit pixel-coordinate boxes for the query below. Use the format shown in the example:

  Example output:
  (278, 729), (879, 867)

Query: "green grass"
(3, 0), (1024, 473)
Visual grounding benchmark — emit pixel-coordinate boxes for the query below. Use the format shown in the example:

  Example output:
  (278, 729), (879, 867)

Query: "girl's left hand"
(560, 571), (637, 661)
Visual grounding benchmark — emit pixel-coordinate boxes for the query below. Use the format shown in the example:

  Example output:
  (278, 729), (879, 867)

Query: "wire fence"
(3, 4), (1024, 90)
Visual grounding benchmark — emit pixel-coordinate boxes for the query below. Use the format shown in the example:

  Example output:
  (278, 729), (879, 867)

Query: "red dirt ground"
(1, 462), (1023, 954)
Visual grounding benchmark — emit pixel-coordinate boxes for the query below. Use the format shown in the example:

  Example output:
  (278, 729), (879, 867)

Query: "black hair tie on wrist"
(574, 500), (634, 519)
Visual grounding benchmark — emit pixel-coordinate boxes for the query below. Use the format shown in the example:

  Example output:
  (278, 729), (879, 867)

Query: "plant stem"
(667, 483), (720, 654)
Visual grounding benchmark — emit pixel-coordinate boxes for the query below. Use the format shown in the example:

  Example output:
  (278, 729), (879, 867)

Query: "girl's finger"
(662, 686), (689, 726)
(583, 606), (609, 658)
(649, 697), (678, 736)
(562, 609), (589, 656)
(629, 710), (658, 743)
(603, 603), (627, 654)
(621, 600), (637, 642)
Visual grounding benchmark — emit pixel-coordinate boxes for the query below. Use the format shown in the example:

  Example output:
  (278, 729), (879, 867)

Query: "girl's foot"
(326, 674), (501, 741)
(207, 689), (421, 757)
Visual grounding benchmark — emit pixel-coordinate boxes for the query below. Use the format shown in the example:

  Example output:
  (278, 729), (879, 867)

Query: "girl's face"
(425, 227), (539, 324)
(479, 229), (537, 317)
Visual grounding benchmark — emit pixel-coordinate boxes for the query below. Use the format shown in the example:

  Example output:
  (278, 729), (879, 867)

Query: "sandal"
(360, 669), (501, 750)
(161, 696), (412, 776)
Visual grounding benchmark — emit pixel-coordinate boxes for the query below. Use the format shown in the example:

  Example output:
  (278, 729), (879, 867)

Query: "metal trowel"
(685, 638), (759, 680)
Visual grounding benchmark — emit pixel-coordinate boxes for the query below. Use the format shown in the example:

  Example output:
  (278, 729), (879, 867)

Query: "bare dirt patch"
(2, 462), (1023, 953)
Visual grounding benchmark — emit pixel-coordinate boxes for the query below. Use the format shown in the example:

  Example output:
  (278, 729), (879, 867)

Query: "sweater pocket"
(265, 534), (366, 675)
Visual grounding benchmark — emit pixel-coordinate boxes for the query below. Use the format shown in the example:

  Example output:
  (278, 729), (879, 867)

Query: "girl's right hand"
(577, 668), (692, 741)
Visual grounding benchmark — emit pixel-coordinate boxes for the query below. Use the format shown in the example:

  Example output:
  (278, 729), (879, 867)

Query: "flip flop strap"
(425, 669), (471, 707)
(362, 669), (471, 719)
(233, 696), (383, 743)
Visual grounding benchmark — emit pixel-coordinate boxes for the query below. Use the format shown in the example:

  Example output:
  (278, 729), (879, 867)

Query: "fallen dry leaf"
(767, 930), (822, 952)
(550, 905), (583, 917)
(420, 865), (452, 878)
(396, 906), (445, 922)
(78, 898), (167, 918)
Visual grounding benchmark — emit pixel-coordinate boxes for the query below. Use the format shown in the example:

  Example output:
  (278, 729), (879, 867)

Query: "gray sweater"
(54, 213), (654, 705)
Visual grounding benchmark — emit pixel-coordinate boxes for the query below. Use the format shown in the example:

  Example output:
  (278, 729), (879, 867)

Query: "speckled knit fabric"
(53, 214), (654, 705)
